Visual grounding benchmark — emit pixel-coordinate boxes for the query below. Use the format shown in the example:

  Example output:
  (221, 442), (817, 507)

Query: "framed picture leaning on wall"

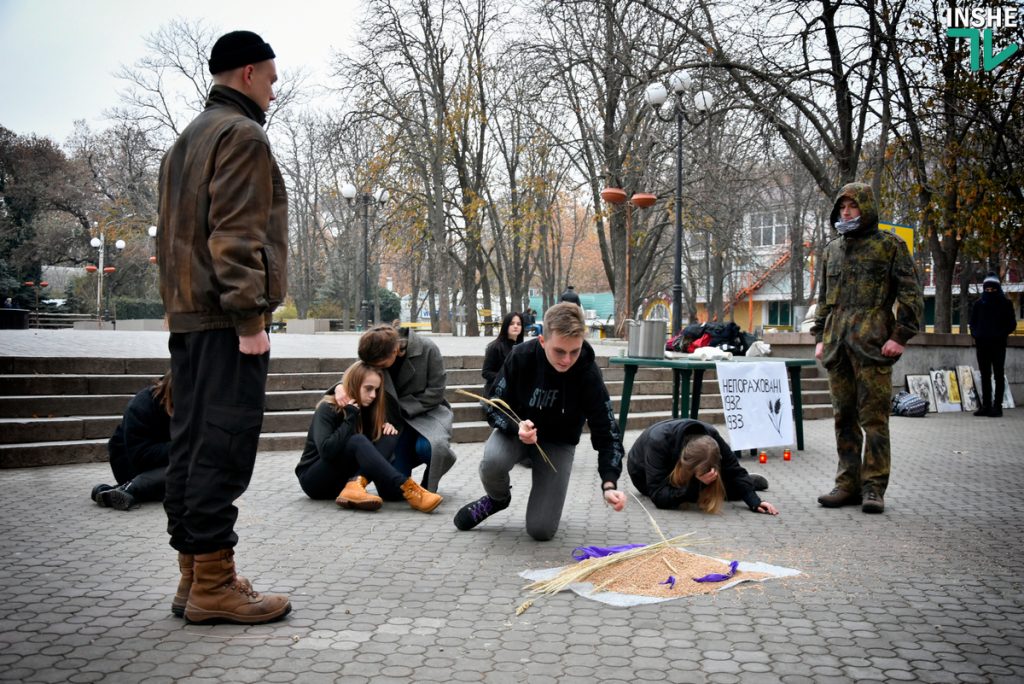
(906, 374), (937, 413)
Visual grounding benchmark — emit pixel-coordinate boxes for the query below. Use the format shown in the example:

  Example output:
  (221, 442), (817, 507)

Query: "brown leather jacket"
(157, 85), (288, 336)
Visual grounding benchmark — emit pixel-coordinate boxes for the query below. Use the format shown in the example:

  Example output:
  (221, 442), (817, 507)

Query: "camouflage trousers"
(826, 347), (893, 496)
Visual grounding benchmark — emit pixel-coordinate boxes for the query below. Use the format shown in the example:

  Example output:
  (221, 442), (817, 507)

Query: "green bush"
(111, 298), (164, 319)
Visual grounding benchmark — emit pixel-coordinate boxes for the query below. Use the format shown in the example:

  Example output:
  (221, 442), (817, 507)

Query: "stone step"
(1, 393), (703, 446)
(0, 402), (837, 469)
(0, 356), (831, 468)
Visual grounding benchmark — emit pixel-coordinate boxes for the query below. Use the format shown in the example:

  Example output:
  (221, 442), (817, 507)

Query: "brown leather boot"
(401, 478), (443, 513)
(171, 553), (194, 617)
(184, 549), (291, 625)
(172, 553), (251, 617)
(336, 476), (383, 511)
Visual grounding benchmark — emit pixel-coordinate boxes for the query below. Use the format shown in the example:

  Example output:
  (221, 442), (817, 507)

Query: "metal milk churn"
(626, 319), (667, 358)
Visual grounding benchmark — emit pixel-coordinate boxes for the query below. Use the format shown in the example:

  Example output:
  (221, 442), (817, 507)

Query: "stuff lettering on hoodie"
(529, 388), (560, 409)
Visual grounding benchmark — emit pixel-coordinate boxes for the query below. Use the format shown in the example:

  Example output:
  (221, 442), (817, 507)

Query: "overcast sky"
(0, 0), (361, 142)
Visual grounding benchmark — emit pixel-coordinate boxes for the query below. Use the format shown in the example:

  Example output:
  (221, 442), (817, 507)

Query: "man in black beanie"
(156, 30), (290, 624)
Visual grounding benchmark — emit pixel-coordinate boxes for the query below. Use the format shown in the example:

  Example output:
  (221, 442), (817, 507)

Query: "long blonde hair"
(668, 434), (726, 514)
(318, 361), (387, 441)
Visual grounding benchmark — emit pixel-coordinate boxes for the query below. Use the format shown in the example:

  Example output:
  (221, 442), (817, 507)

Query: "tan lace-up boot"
(335, 476), (383, 511)
(171, 553), (194, 617)
(172, 552), (251, 617)
(400, 478), (443, 513)
(184, 549), (291, 625)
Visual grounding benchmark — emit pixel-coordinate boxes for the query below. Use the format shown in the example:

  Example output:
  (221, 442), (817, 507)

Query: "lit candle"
(783, 449), (791, 461)
(758, 451), (767, 464)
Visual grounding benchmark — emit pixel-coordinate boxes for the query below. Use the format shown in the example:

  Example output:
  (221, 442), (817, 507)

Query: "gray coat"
(387, 330), (455, 491)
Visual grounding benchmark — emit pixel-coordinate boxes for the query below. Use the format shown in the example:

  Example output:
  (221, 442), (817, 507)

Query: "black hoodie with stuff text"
(488, 338), (623, 486)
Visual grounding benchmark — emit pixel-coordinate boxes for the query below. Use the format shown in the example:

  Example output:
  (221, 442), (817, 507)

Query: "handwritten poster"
(715, 361), (794, 451)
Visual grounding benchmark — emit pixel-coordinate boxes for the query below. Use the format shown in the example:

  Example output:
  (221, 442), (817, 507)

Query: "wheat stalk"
(456, 389), (556, 472)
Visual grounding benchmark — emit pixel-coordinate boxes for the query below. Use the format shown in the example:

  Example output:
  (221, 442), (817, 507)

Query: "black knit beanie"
(209, 31), (275, 74)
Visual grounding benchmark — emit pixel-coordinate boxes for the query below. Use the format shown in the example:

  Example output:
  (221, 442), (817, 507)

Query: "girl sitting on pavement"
(294, 361), (442, 513)
(627, 418), (779, 515)
(91, 371), (173, 510)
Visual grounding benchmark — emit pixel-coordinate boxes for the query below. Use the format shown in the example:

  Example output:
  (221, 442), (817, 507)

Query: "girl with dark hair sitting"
(91, 372), (173, 510)
(295, 361), (442, 513)
(627, 418), (779, 515)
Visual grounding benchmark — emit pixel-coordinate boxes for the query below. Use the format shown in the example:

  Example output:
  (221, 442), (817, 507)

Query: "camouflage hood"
(830, 182), (879, 234)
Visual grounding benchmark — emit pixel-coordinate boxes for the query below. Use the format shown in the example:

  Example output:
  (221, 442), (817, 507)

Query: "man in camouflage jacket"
(810, 182), (923, 514)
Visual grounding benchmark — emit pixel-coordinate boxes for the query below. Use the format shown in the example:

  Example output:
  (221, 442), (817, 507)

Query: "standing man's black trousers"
(976, 338), (1007, 409)
(165, 328), (268, 554)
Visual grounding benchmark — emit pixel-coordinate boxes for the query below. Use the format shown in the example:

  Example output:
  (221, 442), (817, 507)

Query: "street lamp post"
(88, 225), (125, 326)
(340, 184), (390, 330)
(645, 71), (714, 333)
(22, 280), (48, 315)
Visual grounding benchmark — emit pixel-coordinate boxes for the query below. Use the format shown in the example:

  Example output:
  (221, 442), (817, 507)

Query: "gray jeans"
(480, 429), (576, 541)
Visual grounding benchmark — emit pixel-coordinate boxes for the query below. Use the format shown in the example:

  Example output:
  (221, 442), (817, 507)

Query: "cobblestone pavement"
(2, 330), (1023, 682)
(2, 406), (1022, 683)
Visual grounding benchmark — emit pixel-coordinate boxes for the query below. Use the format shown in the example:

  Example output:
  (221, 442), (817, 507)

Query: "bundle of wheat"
(456, 388), (555, 471)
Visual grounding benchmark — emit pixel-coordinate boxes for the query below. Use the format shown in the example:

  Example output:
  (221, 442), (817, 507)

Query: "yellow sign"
(879, 222), (915, 255)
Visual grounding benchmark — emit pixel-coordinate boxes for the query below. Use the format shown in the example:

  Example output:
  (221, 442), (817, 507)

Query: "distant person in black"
(969, 272), (1017, 417)
(481, 312), (524, 395)
(559, 286), (582, 307)
(91, 372), (172, 510)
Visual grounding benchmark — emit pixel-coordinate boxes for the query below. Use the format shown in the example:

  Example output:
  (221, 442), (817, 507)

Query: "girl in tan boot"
(295, 362), (442, 512)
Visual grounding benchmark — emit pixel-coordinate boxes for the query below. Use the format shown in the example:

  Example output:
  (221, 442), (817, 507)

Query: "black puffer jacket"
(489, 338), (623, 486)
(626, 419), (761, 511)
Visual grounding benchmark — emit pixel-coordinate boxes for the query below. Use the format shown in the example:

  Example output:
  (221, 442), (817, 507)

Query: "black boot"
(98, 481), (138, 510)
(91, 483), (114, 504)
(974, 405), (990, 417)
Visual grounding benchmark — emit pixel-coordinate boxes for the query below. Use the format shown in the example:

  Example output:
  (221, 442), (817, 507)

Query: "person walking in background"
(627, 418), (778, 515)
(91, 372), (173, 511)
(453, 303), (627, 540)
(811, 182), (923, 515)
(296, 361), (442, 512)
(559, 285), (582, 307)
(481, 312), (524, 396)
(970, 272), (1017, 417)
(156, 30), (290, 624)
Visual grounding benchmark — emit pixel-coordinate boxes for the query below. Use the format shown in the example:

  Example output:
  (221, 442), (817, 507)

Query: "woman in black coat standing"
(481, 311), (524, 395)
(970, 272), (1017, 417)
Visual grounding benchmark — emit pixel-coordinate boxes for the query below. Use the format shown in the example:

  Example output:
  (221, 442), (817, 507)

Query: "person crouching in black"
(627, 418), (779, 515)
(91, 372), (173, 510)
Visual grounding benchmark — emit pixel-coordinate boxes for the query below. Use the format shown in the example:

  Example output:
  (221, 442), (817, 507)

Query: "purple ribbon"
(572, 544), (646, 561)
(660, 576), (676, 589)
(694, 560), (739, 583)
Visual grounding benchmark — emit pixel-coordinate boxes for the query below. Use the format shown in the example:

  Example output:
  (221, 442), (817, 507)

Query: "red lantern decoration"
(103, 266), (116, 274)
(85, 265), (98, 273)
(758, 451), (768, 464)
(783, 449), (792, 461)
(630, 192), (658, 208)
(23, 281), (35, 287)
(39, 281), (48, 287)
(600, 187), (627, 204)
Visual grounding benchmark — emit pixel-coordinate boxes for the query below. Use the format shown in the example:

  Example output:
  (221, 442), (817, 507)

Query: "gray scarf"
(835, 216), (861, 235)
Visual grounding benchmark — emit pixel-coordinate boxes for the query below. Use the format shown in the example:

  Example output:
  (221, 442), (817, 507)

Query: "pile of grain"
(585, 547), (770, 598)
